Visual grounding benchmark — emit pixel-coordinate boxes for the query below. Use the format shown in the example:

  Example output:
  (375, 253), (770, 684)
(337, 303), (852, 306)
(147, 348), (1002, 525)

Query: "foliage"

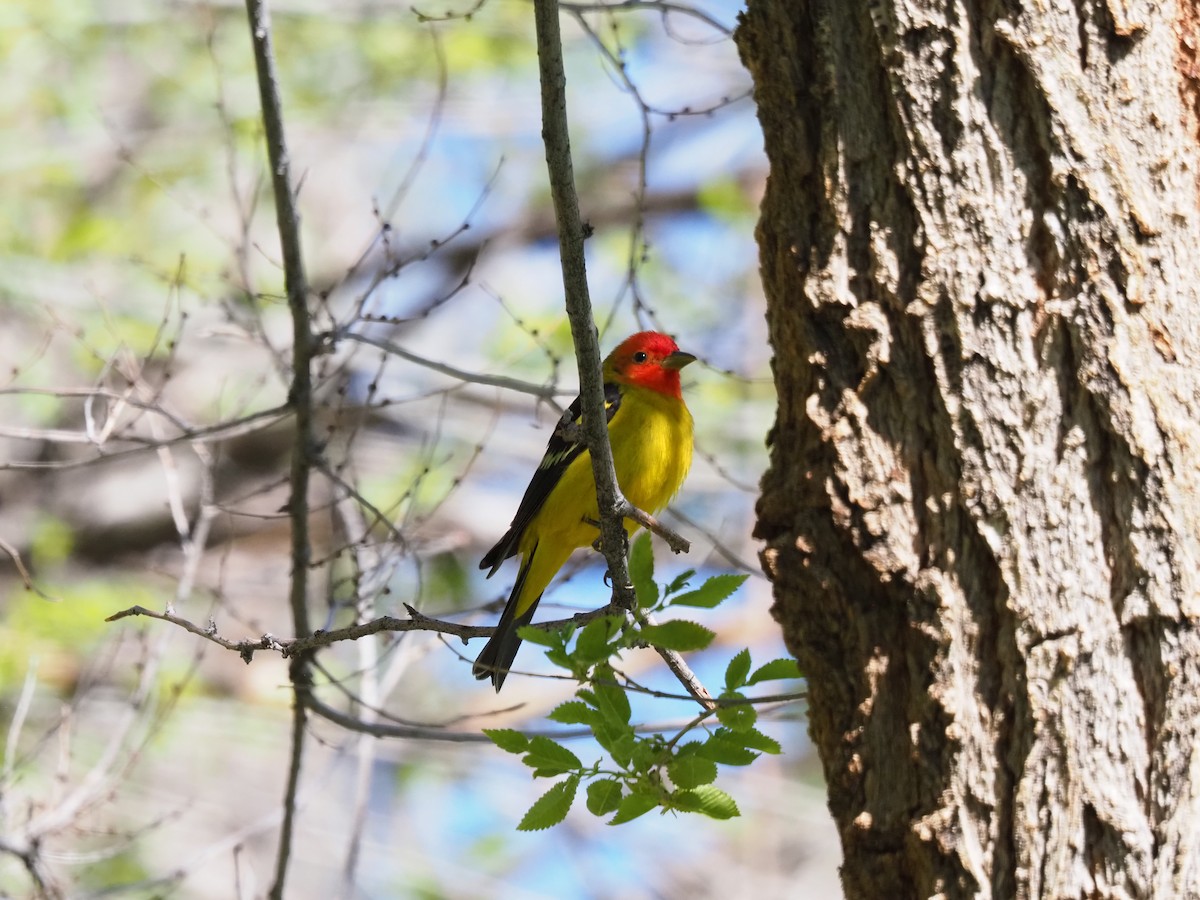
(485, 534), (801, 830)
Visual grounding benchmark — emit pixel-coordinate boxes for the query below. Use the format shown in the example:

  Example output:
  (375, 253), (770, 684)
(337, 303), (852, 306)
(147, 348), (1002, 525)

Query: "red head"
(603, 331), (696, 398)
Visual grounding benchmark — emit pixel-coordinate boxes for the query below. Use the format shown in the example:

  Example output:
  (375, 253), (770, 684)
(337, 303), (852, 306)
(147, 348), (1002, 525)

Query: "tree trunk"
(736, 1), (1200, 897)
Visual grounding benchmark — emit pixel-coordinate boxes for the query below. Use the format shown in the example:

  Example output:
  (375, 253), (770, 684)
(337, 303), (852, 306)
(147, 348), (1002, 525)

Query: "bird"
(473, 331), (696, 691)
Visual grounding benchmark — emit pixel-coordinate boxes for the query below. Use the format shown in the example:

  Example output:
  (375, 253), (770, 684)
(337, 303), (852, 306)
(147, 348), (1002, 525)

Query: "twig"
(558, 0), (733, 36)
(581, 502), (690, 553)
(335, 330), (561, 400)
(243, 1), (311, 896)
(636, 609), (715, 709)
(104, 602), (625, 658)
(619, 503), (690, 554)
(0, 536), (56, 601)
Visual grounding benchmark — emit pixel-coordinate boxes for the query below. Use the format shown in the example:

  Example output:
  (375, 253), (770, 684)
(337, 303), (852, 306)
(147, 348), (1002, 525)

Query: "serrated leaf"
(638, 620), (716, 653)
(675, 784), (740, 820)
(670, 573), (748, 609)
(575, 616), (620, 665)
(725, 648), (752, 691)
(664, 569), (695, 597)
(629, 533), (658, 609)
(517, 625), (559, 648)
(608, 789), (660, 825)
(667, 755), (718, 789)
(547, 701), (597, 727)
(727, 728), (782, 755)
(482, 728), (529, 754)
(674, 740), (704, 757)
(696, 735), (759, 766)
(597, 727), (636, 767)
(630, 738), (662, 774)
(747, 657), (803, 684)
(522, 736), (582, 775)
(586, 778), (623, 816)
(715, 692), (757, 732)
(517, 777), (578, 831)
(592, 665), (631, 727)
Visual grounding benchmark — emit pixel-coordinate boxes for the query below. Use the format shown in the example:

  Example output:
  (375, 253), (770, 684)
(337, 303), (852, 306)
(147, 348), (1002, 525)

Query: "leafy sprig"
(485, 534), (802, 830)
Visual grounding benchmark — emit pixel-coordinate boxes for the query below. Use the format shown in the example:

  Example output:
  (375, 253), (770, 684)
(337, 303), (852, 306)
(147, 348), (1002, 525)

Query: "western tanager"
(473, 331), (696, 691)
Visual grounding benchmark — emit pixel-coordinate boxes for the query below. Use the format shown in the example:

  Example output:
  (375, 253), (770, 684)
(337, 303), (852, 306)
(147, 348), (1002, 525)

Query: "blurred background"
(0, 0), (839, 895)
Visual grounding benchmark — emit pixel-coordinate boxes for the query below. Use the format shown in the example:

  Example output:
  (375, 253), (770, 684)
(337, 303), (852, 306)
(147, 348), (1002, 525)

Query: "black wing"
(480, 382), (622, 575)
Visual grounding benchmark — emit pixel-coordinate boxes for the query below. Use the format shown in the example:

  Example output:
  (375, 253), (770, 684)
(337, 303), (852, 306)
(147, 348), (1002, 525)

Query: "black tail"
(473, 549), (541, 692)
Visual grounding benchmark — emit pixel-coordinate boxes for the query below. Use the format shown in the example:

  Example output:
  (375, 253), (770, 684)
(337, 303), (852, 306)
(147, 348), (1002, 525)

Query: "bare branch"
(532, 0), (638, 612)
(0, 536), (56, 601)
(243, 0), (312, 895)
(103, 602), (625, 657)
(559, 0), (733, 36)
(618, 502), (690, 554)
(636, 610), (715, 709)
(335, 330), (561, 401)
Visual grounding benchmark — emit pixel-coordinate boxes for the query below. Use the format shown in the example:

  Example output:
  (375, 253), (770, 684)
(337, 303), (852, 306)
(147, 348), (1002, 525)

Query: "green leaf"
(517, 776), (579, 831)
(575, 616), (621, 665)
(715, 692), (757, 732)
(670, 573), (748, 609)
(667, 755), (718, 790)
(547, 701), (597, 727)
(724, 648), (752, 691)
(638, 620), (716, 653)
(522, 737), (582, 775)
(482, 729), (529, 754)
(664, 569), (695, 597)
(629, 533), (658, 609)
(586, 779), (623, 816)
(673, 785), (740, 820)
(517, 624), (559, 648)
(696, 735), (758, 766)
(727, 728), (783, 755)
(597, 727), (636, 767)
(591, 665), (631, 727)
(747, 657), (803, 685)
(608, 789), (660, 825)
(629, 738), (663, 774)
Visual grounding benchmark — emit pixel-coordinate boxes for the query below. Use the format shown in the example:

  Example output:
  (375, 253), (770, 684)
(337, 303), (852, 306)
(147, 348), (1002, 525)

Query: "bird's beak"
(662, 350), (697, 371)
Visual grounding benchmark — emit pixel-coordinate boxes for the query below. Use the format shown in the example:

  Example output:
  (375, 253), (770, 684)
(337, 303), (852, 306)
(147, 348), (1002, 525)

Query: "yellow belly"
(519, 387), (693, 557)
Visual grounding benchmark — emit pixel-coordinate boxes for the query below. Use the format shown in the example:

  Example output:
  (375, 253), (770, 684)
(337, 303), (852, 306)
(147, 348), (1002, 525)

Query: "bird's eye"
(633, 351), (649, 363)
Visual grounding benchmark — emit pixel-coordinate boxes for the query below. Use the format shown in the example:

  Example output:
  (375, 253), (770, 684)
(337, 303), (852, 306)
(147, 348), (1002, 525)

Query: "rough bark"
(736, 1), (1200, 898)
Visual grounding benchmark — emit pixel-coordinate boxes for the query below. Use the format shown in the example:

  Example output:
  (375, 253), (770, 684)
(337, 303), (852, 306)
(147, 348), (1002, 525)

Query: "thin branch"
(532, 0), (636, 611)
(558, 0), (733, 36)
(531, 0), (719, 711)
(0, 536), (56, 601)
(243, 1), (311, 896)
(635, 609), (715, 709)
(620, 505), (690, 554)
(104, 602), (624, 658)
(335, 330), (560, 400)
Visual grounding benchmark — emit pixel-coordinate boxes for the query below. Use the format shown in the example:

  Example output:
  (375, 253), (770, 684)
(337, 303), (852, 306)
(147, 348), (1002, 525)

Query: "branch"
(618, 504), (690, 554)
(243, 1), (310, 896)
(104, 602), (625, 658)
(531, 0), (719, 712)
(0, 536), (56, 602)
(335, 330), (560, 400)
(532, 0), (637, 611)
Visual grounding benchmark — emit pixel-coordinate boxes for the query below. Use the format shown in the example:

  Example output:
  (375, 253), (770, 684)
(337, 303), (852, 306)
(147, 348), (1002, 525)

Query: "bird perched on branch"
(473, 331), (696, 691)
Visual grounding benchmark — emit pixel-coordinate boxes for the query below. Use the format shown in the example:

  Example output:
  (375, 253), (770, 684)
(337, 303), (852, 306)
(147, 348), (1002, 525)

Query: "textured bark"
(737, 1), (1200, 898)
